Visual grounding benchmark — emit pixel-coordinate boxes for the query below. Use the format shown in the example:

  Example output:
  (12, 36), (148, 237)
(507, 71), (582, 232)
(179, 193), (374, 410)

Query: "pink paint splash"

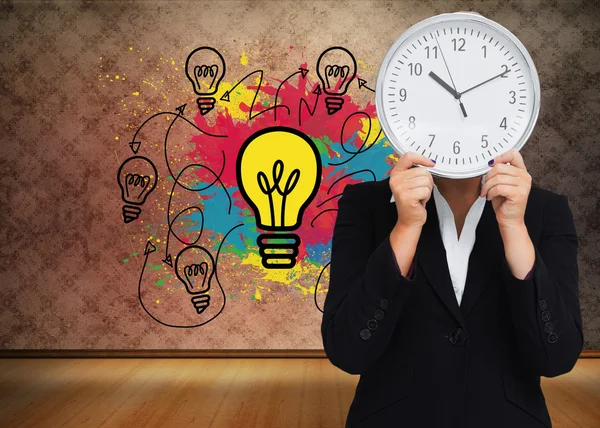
(181, 61), (381, 262)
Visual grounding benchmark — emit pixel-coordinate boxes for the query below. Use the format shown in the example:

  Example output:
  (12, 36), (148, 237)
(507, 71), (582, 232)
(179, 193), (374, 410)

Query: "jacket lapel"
(459, 198), (504, 319)
(415, 195), (465, 327)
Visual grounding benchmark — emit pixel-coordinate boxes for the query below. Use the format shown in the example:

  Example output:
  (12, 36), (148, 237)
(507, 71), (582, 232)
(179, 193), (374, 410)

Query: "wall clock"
(375, 12), (540, 178)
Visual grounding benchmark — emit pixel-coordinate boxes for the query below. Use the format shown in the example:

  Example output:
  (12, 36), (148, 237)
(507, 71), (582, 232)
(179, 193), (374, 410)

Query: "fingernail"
(488, 159), (494, 166)
(430, 158), (436, 163)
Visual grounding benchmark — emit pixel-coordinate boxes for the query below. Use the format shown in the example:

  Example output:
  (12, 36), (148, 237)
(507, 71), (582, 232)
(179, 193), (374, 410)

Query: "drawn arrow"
(144, 240), (157, 255)
(357, 78), (375, 93)
(273, 67), (308, 121)
(127, 103), (226, 154)
(220, 68), (308, 121)
(298, 84), (322, 126)
(220, 69), (263, 102)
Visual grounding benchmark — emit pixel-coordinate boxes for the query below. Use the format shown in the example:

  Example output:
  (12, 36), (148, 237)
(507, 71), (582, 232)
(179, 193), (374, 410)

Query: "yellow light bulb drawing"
(236, 127), (322, 269)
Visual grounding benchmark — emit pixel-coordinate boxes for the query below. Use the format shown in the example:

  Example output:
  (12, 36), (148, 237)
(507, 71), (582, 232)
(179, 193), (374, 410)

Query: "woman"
(321, 149), (583, 428)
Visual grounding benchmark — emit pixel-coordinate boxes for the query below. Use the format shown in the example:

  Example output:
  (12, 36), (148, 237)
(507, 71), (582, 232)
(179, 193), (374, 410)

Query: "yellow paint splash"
(239, 252), (322, 297)
(358, 116), (384, 148)
(217, 81), (266, 121)
(240, 50), (248, 66)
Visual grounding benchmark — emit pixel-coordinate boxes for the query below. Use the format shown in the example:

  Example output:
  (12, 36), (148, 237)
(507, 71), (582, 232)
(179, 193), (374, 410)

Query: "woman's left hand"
(480, 149), (532, 230)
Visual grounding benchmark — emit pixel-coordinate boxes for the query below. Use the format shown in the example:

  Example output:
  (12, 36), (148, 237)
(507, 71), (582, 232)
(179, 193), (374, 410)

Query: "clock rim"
(375, 11), (541, 179)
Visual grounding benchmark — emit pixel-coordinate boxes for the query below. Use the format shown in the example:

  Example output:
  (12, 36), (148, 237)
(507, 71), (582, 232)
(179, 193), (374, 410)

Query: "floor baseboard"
(1, 349), (598, 358)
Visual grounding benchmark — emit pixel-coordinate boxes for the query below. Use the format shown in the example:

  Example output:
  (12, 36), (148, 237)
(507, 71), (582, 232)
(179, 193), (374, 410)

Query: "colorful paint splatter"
(105, 45), (397, 327)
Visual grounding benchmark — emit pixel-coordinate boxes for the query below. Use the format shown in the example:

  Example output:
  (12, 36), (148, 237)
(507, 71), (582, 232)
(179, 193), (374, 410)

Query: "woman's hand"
(390, 152), (436, 229)
(480, 149), (534, 279)
(389, 152), (436, 278)
(480, 149), (532, 230)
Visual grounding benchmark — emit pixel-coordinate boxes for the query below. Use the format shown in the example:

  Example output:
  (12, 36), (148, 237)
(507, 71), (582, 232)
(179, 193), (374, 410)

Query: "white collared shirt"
(390, 176), (486, 306)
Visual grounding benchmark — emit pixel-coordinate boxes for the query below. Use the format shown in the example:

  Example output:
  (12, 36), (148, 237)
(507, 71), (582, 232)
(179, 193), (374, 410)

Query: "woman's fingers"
(393, 151), (436, 172)
(406, 173), (434, 191)
(486, 183), (520, 201)
(489, 148), (527, 170)
(483, 149), (531, 199)
(480, 173), (521, 198)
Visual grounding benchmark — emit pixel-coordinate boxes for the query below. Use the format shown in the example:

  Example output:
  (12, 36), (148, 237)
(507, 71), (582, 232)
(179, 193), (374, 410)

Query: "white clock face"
(376, 13), (540, 178)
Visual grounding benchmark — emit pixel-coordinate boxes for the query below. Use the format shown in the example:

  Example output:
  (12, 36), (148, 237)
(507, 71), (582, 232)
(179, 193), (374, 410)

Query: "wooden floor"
(0, 358), (598, 427)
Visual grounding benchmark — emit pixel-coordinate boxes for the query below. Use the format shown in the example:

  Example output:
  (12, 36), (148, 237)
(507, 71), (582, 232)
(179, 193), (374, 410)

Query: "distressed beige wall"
(0, 0), (598, 349)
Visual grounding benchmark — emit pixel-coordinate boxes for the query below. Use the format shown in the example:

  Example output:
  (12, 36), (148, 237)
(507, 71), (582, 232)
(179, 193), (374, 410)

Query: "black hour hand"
(429, 71), (460, 99)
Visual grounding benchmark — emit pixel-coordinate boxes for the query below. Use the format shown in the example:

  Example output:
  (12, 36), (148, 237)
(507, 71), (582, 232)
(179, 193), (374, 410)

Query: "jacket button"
(367, 319), (378, 330)
(360, 328), (372, 340)
(539, 300), (547, 311)
(544, 321), (554, 333)
(374, 309), (385, 321)
(380, 299), (389, 310)
(541, 310), (550, 322)
(548, 332), (558, 343)
(448, 327), (466, 346)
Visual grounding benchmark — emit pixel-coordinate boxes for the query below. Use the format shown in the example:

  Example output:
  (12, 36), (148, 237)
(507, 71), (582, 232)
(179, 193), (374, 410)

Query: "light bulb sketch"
(175, 245), (217, 315)
(316, 47), (357, 115)
(236, 127), (322, 269)
(185, 46), (226, 116)
(117, 156), (158, 223)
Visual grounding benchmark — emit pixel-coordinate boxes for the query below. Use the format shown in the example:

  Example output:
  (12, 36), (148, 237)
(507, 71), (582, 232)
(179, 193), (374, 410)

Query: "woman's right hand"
(390, 152), (436, 229)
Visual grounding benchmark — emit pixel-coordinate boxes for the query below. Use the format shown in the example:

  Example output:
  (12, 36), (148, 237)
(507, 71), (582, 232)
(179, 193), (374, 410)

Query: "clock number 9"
(399, 88), (407, 102)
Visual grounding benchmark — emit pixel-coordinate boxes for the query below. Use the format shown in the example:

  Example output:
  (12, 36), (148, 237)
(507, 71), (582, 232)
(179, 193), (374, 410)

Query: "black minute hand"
(459, 68), (511, 96)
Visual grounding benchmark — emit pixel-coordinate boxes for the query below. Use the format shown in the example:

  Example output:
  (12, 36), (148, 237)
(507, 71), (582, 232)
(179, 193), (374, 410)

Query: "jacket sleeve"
(501, 192), (584, 377)
(321, 183), (419, 375)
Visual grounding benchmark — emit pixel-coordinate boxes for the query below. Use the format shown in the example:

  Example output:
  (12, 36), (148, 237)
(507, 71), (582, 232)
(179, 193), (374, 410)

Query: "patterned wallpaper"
(0, 0), (598, 350)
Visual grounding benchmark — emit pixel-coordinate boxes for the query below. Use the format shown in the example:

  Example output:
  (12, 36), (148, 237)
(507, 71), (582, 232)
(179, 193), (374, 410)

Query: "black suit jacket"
(321, 177), (583, 428)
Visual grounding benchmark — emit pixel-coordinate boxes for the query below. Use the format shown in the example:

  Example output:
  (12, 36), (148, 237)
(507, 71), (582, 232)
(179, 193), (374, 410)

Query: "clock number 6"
(453, 140), (460, 154)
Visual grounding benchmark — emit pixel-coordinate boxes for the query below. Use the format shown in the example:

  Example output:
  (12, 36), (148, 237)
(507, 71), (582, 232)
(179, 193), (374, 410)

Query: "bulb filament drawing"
(175, 245), (217, 315)
(316, 47), (357, 115)
(185, 47), (226, 116)
(117, 156), (158, 223)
